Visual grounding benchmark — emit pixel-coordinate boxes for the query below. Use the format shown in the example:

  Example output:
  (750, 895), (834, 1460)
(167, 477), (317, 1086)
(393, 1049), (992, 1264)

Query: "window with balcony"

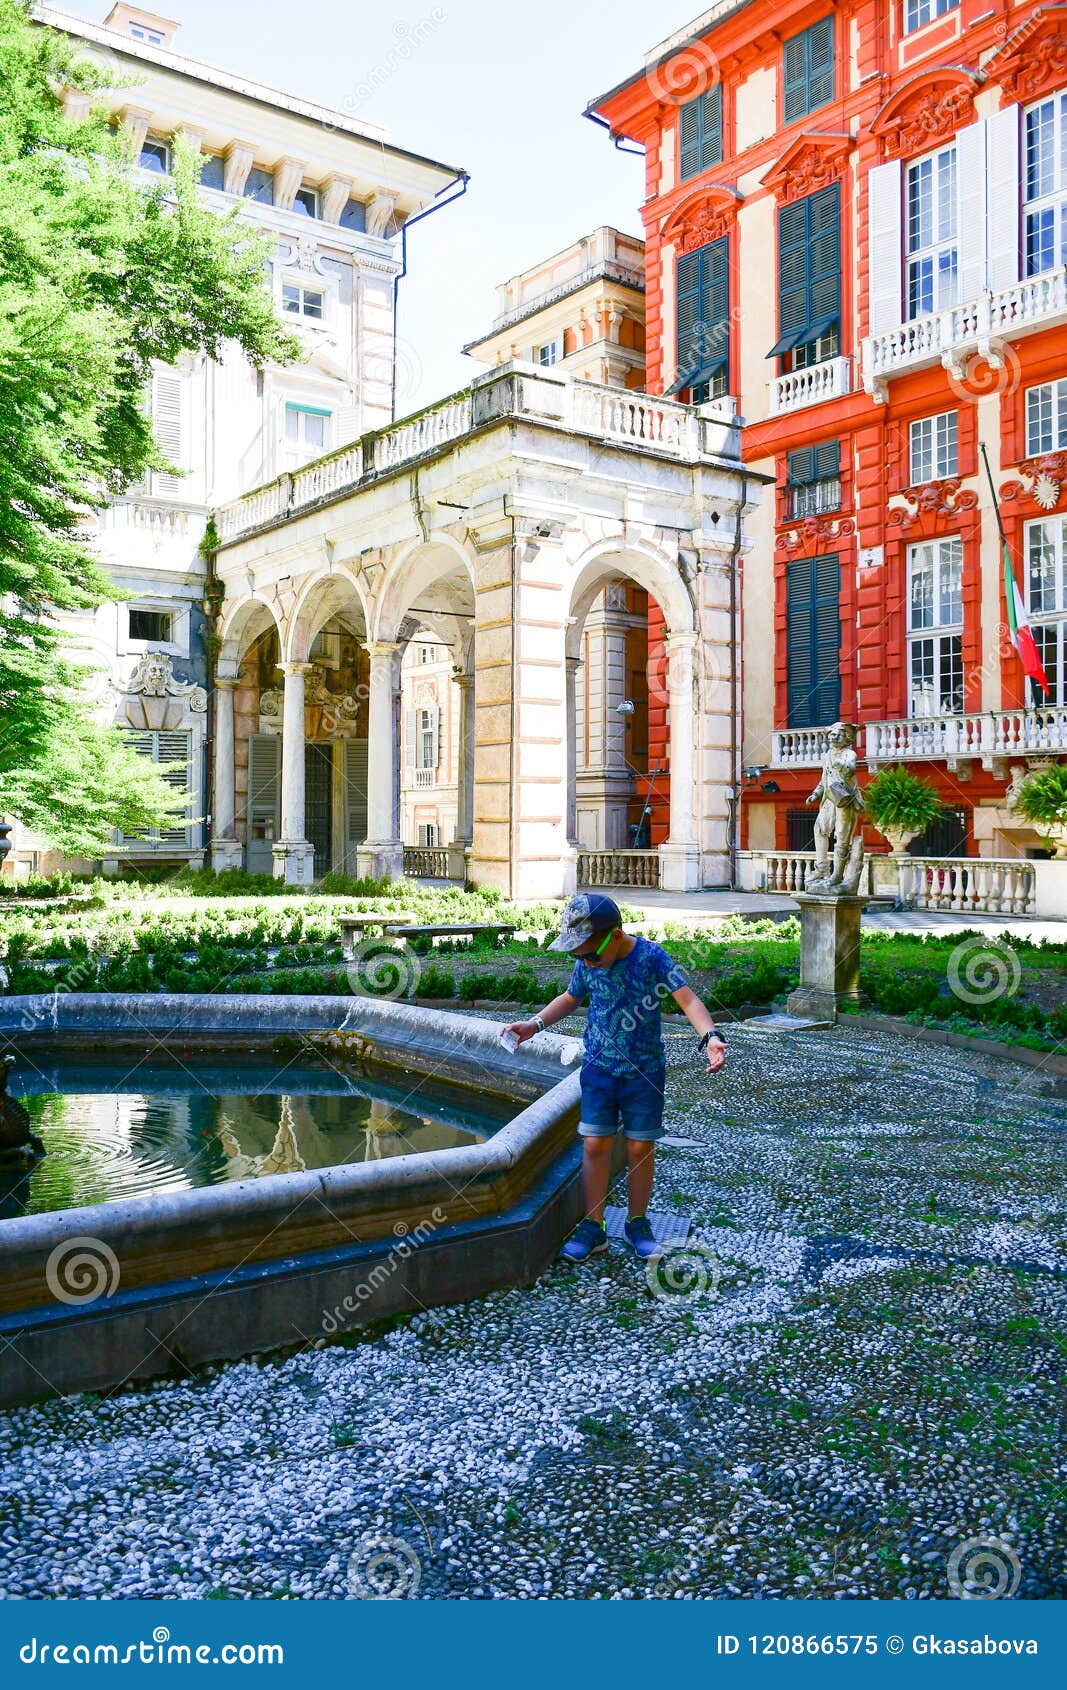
(1024, 92), (1067, 276)
(909, 411), (958, 484)
(786, 441), (841, 518)
(769, 184), (840, 369)
(1026, 380), (1067, 455)
(904, 0), (959, 31)
(782, 16), (834, 125)
(284, 403), (330, 459)
(787, 553), (841, 728)
(139, 137), (170, 174)
(907, 537), (964, 715)
(417, 823), (440, 847)
(1025, 516), (1067, 703)
(669, 236), (729, 400)
(282, 283), (325, 321)
(419, 709), (437, 771)
(906, 144), (958, 318)
(679, 85), (723, 181)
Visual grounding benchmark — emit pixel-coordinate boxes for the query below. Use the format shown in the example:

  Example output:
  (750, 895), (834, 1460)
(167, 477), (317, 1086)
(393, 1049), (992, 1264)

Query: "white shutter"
(987, 104), (1022, 293)
(428, 705), (440, 770)
(405, 708), (417, 768)
(868, 158), (904, 336)
(248, 733), (281, 825)
(956, 120), (987, 306)
(151, 372), (184, 496)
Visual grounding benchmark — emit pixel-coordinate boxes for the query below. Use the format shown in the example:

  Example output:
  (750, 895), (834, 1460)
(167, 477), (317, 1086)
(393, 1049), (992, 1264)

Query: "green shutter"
(778, 200), (810, 340)
(679, 86), (723, 181)
(676, 236), (729, 388)
(776, 185), (840, 354)
(788, 440), (841, 484)
(787, 554), (841, 729)
(783, 16), (834, 124)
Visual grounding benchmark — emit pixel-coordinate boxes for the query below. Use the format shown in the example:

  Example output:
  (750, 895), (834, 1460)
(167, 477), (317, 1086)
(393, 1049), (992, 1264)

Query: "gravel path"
(1, 1023), (1064, 1601)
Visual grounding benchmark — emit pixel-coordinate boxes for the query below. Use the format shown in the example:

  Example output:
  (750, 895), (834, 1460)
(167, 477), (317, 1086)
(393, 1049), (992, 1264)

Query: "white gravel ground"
(1, 1023), (1064, 1601)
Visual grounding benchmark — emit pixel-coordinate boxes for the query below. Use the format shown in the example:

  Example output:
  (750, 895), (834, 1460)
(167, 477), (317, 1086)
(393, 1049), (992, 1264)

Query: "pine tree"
(0, 0), (299, 854)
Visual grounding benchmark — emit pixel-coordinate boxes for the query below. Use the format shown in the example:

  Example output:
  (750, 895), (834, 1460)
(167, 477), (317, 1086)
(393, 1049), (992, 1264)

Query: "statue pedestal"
(786, 892), (868, 1022)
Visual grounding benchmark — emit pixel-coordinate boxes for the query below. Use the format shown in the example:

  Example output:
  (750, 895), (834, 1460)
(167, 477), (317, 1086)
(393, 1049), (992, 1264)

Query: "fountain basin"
(0, 995), (584, 1406)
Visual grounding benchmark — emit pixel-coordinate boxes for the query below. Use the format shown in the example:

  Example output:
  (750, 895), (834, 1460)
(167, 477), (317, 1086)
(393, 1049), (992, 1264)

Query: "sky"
(87, 0), (669, 410)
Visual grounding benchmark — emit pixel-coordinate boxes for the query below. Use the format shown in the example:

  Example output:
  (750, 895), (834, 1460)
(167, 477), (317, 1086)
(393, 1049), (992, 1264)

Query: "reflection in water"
(1, 1055), (512, 1220)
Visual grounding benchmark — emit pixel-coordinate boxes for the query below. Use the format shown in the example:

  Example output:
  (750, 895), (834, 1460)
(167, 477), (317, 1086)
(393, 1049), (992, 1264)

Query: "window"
(243, 166), (274, 206)
(199, 153), (226, 192)
(340, 198), (366, 232)
(786, 441), (841, 518)
(787, 554), (841, 728)
(293, 186), (319, 219)
(128, 608), (174, 644)
(907, 808), (967, 858)
(670, 235), (729, 400)
(139, 137), (170, 174)
(418, 645), (436, 664)
(906, 144), (958, 318)
(285, 404), (330, 456)
(770, 184), (840, 368)
(1024, 92), (1067, 276)
(118, 730), (190, 846)
(1025, 516), (1067, 703)
(419, 709), (437, 771)
(1026, 380), (1067, 455)
(417, 823), (439, 848)
(679, 85), (723, 180)
(904, 0), (959, 30)
(282, 283), (325, 321)
(129, 24), (166, 44)
(787, 808), (818, 852)
(535, 339), (561, 367)
(782, 16), (834, 124)
(907, 537), (964, 715)
(909, 411), (958, 484)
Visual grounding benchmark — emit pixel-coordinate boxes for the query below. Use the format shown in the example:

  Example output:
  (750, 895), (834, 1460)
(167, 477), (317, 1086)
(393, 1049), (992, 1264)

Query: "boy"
(505, 892), (726, 1263)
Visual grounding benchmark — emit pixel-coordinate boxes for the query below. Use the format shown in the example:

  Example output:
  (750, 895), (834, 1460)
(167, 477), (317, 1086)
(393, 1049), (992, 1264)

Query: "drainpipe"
(391, 172), (470, 420)
(728, 472), (748, 890)
(583, 110), (646, 159)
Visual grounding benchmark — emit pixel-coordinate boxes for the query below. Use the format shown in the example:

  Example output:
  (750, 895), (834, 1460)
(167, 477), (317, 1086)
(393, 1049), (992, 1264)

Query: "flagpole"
(979, 440), (1011, 549)
(980, 441), (1050, 698)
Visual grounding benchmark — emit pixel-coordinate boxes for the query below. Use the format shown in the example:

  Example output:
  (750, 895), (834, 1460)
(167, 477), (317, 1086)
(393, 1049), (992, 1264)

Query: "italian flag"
(1003, 542), (1049, 694)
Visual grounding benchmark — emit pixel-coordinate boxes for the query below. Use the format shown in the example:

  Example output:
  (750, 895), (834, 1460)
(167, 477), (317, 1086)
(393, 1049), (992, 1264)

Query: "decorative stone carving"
(1001, 452), (1067, 513)
(321, 175), (355, 226)
(988, 13), (1067, 103)
(779, 514), (856, 553)
(260, 687), (281, 719)
(872, 81), (978, 160)
(120, 652), (206, 730)
(887, 478), (979, 531)
(806, 723), (866, 896)
(760, 133), (853, 203)
(366, 191), (398, 239)
(306, 664), (359, 738)
(223, 141), (255, 198)
(273, 157), (308, 213)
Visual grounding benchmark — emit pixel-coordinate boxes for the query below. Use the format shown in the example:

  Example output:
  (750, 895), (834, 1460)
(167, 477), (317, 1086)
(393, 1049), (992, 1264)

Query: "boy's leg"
(581, 1135), (614, 1224)
(626, 1138), (655, 1220)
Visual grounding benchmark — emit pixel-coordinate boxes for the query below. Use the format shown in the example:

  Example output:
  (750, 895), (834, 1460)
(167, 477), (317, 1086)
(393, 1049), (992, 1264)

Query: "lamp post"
(616, 699), (663, 850)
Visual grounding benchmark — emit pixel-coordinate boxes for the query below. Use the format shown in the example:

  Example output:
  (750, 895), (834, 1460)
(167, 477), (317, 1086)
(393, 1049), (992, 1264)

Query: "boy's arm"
(671, 985), (727, 1073)
(506, 992), (580, 1044)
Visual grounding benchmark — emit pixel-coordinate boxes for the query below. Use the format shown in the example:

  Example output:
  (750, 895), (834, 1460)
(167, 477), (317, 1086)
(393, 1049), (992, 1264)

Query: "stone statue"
(805, 721), (866, 896)
(0, 1056), (45, 1164)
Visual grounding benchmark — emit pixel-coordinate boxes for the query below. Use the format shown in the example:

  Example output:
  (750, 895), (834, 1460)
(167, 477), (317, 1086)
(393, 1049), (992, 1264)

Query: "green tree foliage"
(0, 0), (299, 852)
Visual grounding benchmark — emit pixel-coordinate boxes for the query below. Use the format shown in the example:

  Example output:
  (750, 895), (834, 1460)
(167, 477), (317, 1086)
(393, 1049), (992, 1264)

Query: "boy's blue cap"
(548, 893), (623, 953)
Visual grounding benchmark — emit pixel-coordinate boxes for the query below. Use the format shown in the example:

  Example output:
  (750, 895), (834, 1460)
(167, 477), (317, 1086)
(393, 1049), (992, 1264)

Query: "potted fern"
(1012, 764), (1067, 859)
(864, 764), (942, 856)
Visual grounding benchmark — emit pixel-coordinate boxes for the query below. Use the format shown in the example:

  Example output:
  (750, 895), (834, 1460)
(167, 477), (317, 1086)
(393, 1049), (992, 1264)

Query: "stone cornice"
(869, 66), (982, 160)
(760, 133), (853, 203)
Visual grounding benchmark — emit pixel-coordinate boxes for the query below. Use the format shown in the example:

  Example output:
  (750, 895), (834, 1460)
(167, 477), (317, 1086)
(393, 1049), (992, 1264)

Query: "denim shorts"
(578, 1061), (666, 1142)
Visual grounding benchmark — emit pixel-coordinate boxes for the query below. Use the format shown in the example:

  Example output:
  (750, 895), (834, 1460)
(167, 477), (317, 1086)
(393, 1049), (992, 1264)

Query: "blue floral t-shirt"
(567, 936), (688, 1076)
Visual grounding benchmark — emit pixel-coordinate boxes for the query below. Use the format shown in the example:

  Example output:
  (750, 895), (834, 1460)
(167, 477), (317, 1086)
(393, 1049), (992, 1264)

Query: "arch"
(565, 539), (695, 660)
(217, 596), (285, 679)
(660, 183), (743, 252)
(372, 534), (476, 647)
(284, 564), (370, 664)
(869, 67), (981, 160)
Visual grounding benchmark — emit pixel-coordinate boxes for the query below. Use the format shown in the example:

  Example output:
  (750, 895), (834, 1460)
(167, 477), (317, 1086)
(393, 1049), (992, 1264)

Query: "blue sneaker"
(624, 1216), (659, 1262)
(561, 1218), (608, 1263)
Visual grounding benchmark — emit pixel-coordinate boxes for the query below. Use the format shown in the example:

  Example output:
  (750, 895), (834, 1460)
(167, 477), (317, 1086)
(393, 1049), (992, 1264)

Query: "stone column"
(357, 641), (403, 881)
(660, 632), (701, 892)
(273, 662), (315, 885)
(565, 655), (582, 849)
(210, 678), (244, 872)
(448, 670), (475, 880)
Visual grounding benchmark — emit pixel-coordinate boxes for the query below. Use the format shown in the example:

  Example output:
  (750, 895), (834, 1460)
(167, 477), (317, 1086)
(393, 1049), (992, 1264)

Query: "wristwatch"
(698, 1029), (726, 1051)
(533, 1014), (546, 1034)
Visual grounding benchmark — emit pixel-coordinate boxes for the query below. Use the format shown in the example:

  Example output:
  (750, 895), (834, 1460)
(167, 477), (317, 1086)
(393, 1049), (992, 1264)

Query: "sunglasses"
(574, 928), (616, 962)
